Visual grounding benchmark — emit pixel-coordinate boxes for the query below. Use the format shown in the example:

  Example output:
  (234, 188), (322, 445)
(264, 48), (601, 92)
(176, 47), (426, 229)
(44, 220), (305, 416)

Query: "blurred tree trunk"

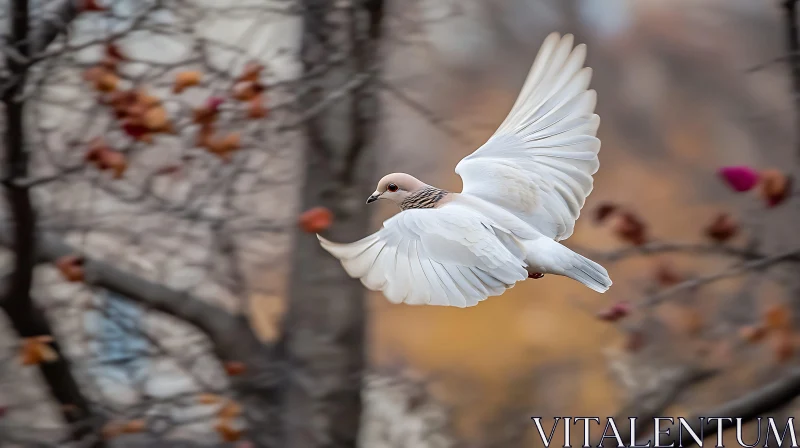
(284, 1), (383, 447)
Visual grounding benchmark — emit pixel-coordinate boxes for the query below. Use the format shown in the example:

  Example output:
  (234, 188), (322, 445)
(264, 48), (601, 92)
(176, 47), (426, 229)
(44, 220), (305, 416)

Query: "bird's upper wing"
(455, 32), (601, 241)
(317, 203), (529, 308)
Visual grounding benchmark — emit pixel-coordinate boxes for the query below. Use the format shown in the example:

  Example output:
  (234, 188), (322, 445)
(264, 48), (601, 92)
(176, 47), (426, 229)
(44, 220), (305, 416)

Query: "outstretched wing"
(317, 204), (528, 308)
(455, 32), (601, 241)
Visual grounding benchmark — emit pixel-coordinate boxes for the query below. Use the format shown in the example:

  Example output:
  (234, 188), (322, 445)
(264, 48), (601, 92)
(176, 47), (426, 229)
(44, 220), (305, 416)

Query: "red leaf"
(298, 207), (333, 233)
(81, 0), (106, 12)
(596, 301), (631, 322)
(704, 213), (738, 243)
(121, 120), (149, 140)
(654, 263), (681, 287)
(594, 203), (617, 223)
(105, 42), (127, 61)
(56, 255), (85, 282)
(718, 166), (760, 192)
(612, 212), (647, 246)
(224, 361), (247, 376)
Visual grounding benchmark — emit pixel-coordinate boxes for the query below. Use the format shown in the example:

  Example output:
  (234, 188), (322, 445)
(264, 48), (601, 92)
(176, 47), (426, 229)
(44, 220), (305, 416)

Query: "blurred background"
(1, 0), (799, 447)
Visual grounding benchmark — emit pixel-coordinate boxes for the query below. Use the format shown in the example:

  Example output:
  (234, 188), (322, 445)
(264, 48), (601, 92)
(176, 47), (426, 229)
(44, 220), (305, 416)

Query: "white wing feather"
(455, 32), (601, 241)
(317, 203), (529, 308)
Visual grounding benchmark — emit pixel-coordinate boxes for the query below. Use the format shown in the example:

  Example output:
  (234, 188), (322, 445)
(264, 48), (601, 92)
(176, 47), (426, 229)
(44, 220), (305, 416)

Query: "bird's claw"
(528, 272), (545, 279)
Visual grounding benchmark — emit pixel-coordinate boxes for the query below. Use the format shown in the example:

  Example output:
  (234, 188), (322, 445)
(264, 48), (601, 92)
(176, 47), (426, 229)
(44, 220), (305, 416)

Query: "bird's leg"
(528, 272), (545, 279)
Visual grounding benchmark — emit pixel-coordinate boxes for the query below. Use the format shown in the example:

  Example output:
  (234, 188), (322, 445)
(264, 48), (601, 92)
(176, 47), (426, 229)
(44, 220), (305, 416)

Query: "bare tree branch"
(649, 369), (800, 447)
(0, 227), (264, 361)
(33, 0), (82, 53)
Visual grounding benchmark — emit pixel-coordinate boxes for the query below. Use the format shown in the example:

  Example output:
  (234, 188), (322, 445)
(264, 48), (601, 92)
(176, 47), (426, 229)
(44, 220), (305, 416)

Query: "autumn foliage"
(19, 336), (58, 366)
(591, 162), (795, 363)
(298, 207), (334, 233)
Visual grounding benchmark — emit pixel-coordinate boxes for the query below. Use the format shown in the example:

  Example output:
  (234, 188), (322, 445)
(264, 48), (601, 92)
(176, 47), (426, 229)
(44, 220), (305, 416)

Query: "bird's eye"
(387, 183), (398, 192)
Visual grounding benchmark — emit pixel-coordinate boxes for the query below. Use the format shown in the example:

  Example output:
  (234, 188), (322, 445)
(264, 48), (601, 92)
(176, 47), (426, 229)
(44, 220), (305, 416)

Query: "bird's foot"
(528, 272), (545, 279)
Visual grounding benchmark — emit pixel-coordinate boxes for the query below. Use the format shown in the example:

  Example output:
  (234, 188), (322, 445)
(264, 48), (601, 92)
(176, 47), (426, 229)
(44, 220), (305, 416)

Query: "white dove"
(317, 32), (612, 307)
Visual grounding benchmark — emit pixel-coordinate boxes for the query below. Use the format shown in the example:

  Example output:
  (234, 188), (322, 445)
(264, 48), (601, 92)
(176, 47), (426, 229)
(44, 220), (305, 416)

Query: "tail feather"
(524, 237), (612, 293)
(565, 252), (612, 293)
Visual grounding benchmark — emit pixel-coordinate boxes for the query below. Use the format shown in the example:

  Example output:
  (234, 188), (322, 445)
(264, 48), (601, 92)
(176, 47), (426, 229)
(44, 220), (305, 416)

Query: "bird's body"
(318, 32), (613, 307)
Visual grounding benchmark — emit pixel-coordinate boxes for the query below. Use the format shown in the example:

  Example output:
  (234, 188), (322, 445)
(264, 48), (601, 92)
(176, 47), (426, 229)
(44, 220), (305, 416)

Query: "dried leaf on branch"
(55, 255), (85, 282)
(760, 169), (792, 207)
(705, 212), (738, 242)
(596, 301), (631, 322)
(739, 325), (768, 343)
(173, 70), (202, 93)
(86, 138), (128, 178)
(81, 0), (107, 12)
(298, 207), (334, 233)
(223, 361), (247, 376)
(764, 304), (792, 331)
(19, 336), (58, 366)
(594, 202), (617, 223)
(612, 212), (647, 246)
(215, 418), (242, 442)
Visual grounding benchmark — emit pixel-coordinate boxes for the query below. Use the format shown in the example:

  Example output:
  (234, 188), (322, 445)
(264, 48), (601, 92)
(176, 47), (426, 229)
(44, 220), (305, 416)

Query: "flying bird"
(317, 32), (612, 307)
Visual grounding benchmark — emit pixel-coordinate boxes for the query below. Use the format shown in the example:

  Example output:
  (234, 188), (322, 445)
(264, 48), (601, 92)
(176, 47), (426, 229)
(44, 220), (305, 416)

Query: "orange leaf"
(298, 207), (334, 233)
(238, 62), (264, 83)
(739, 325), (768, 343)
(218, 401), (242, 419)
(205, 132), (241, 160)
(95, 72), (119, 92)
(20, 337), (58, 366)
(173, 71), (202, 94)
(764, 304), (791, 331)
(136, 90), (161, 108)
(224, 361), (247, 376)
(56, 255), (85, 282)
(760, 169), (792, 207)
(143, 107), (170, 132)
(216, 419), (242, 442)
(232, 81), (261, 101)
(197, 393), (223, 405)
(221, 132), (241, 151)
(121, 420), (146, 433)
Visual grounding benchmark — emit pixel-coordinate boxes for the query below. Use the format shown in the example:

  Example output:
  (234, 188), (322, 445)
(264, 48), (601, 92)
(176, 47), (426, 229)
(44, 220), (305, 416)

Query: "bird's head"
(367, 173), (427, 205)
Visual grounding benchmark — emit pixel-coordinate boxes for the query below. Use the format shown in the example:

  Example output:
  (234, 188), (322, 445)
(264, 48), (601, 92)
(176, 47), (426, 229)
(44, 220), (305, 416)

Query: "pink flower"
(718, 166), (760, 192)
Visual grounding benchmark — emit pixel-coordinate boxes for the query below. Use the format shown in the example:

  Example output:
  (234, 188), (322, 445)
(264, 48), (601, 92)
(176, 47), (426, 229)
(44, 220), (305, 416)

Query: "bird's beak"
(366, 191), (380, 204)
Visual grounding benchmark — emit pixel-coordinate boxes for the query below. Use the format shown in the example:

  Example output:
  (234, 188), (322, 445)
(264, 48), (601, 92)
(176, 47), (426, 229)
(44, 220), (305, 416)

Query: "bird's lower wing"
(317, 205), (529, 308)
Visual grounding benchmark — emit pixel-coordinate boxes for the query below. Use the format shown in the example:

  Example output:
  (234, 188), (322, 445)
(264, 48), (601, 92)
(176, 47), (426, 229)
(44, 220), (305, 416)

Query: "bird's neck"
(400, 186), (450, 210)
